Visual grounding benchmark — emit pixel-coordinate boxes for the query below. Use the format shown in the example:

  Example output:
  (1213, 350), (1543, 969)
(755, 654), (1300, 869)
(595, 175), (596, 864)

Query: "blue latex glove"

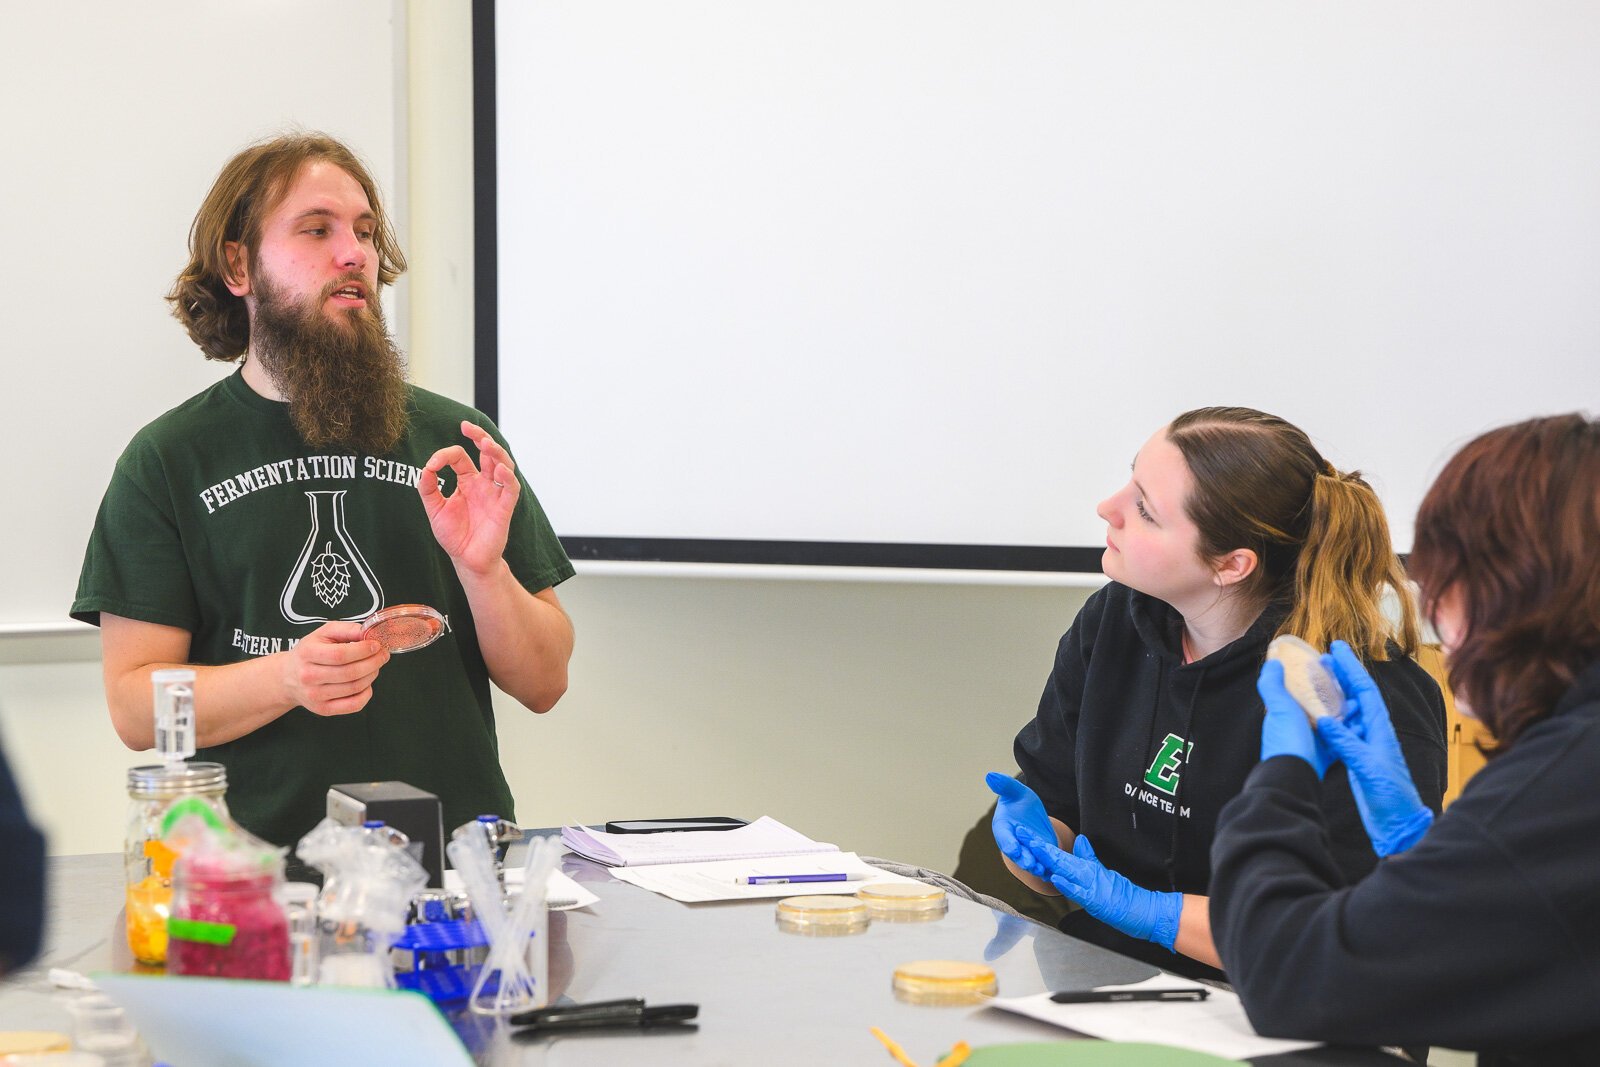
(986, 772), (1058, 879)
(1316, 640), (1434, 857)
(1255, 660), (1335, 777)
(1013, 826), (1182, 951)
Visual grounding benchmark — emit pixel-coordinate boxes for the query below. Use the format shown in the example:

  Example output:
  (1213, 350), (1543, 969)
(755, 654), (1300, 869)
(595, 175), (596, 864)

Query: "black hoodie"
(1013, 581), (1447, 974)
(1211, 661), (1600, 1066)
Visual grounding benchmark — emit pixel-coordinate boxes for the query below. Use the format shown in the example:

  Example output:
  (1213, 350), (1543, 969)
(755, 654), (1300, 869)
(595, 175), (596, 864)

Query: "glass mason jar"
(166, 865), (291, 981)
(123, 762), (228, 965)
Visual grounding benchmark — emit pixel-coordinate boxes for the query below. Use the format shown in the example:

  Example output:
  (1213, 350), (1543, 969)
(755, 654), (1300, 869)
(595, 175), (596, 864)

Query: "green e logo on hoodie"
(1143, 733), (1192, 796)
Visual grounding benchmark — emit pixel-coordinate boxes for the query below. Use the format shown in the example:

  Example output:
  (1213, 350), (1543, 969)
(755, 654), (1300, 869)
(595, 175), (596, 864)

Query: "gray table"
(2, 854), (1397, 1065)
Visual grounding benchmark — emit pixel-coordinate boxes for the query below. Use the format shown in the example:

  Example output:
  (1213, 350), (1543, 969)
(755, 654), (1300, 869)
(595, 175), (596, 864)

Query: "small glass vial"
(279, 882), (320, 986)
(166, 858), (290, 981)
(64, 993), (145, 1067)
(316, 918), (394, 988)
(123, 762), (228, 965)
(151, 668), (197, 762)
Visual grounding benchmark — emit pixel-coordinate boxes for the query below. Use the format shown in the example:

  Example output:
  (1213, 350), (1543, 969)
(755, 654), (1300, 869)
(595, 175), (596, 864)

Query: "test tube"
(279, 882), (320, 987)
(151, 668), (197, 762)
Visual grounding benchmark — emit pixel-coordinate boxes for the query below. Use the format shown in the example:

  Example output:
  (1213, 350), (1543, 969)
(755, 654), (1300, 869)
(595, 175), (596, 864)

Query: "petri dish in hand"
(362, 604), (445, 654)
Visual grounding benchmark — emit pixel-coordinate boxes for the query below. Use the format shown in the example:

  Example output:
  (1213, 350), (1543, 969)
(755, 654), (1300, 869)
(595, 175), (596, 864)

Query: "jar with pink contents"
(164, 806), (290, 981)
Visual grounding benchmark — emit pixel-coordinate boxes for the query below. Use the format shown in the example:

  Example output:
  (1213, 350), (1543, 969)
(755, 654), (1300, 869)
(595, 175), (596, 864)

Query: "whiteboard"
(0, 1), (402, 629)
(489, 1), (1599, 568)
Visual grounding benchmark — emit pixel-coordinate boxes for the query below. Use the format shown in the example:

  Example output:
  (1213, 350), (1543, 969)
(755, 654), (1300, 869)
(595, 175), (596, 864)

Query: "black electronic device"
(603, 817), (748, 834)
(326, 781), (446, 887)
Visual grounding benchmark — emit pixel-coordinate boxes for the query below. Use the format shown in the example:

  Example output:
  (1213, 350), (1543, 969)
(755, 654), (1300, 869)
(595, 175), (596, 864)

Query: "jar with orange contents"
(124, 761), (229, 965)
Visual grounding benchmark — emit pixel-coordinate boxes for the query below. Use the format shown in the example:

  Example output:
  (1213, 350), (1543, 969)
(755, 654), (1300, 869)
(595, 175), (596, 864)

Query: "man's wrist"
(452, 553), (511, 586)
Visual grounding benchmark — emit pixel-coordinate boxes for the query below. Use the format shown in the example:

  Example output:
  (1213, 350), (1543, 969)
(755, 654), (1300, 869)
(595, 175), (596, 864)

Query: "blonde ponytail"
(1284, 467), (1420, 660)
(1167, 408), (1419, 660)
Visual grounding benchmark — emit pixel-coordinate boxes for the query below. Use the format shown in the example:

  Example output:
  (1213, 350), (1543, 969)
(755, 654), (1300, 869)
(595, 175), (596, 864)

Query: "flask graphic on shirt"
(280, 491), (383, 623)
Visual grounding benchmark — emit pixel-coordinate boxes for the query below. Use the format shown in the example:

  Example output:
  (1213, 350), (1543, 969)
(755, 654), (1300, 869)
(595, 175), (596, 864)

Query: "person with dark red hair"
(1211, 413), (1600, 1065)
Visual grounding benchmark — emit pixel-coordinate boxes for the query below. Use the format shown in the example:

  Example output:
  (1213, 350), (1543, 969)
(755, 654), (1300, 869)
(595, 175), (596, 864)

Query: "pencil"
(869, 1026), (921, 1067)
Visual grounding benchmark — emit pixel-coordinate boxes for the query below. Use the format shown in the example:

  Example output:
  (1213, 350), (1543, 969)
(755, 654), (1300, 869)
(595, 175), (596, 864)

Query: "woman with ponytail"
(986, 407), (1446, 978)
(1212, 414), (1600, 1064)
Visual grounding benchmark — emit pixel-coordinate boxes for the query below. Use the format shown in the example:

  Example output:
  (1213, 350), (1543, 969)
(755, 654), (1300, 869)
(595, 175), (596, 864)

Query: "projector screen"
(482, 1), (1599, 571)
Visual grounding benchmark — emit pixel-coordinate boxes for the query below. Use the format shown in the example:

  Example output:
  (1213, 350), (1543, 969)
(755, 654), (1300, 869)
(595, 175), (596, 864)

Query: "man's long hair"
(166, 132), (407, 361)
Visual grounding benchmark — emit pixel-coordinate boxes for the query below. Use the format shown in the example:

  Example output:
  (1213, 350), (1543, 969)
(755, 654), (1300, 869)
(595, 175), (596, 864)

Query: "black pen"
(510, 998), (645, 1027)
(512, 1002), (699, 1033)
(1051, 987), (1209, 1004)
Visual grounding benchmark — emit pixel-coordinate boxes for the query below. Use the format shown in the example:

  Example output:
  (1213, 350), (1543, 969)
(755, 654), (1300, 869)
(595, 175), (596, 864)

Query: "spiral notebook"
(560, 815), (836, 867)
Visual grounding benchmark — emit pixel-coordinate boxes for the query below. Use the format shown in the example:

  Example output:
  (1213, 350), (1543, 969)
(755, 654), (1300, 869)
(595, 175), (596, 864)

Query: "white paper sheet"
(989, 974), (1320, 1060)
(442, 866), (599, 911)
(561, 815), (836, 867)
(611, 852), (923, 903)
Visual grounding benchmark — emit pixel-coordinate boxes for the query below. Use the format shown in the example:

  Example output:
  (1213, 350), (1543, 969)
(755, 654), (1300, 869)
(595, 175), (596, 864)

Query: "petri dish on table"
(362, 604), (445, 653)
(775, 895), (870, 936)
(857, 882), (948, 922)
(892, 959), (997, 1005)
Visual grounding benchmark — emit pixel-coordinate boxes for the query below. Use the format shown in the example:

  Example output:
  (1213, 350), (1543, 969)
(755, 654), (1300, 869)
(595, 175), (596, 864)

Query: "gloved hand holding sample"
(1315, 641), (1434, 856)
(1256, 659), (1336, 777)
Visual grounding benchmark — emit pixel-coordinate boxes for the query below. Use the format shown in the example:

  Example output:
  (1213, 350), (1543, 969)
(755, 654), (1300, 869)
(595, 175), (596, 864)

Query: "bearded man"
(73, 134), (575, 850)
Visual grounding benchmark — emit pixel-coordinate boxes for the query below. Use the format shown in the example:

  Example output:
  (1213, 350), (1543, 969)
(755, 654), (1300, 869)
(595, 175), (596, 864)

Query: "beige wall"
(0, 3), (1096, 876)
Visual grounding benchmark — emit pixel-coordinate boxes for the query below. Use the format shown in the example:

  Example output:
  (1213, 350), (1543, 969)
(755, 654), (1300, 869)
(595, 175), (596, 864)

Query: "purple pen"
(734, 872), (873, 885)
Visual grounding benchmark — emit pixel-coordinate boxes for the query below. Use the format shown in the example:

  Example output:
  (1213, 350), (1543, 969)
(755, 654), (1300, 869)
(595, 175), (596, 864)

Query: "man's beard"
(249, 271), (410, 455)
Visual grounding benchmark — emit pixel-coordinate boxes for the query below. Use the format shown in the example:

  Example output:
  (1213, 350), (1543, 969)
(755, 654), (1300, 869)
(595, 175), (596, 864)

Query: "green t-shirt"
(73, 369), (575, 848)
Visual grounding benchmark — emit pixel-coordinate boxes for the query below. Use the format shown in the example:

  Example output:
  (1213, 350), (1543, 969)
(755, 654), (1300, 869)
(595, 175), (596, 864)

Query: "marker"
(510, 1000), (698, 1032)
(1051, 987), (1209, 1004)
(734, 872), (874, 885)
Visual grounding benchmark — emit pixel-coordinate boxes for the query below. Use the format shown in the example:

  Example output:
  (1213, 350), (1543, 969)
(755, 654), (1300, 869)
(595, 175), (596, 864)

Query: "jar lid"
(127, 761), (227, 798)
(858, 882), (948, 921)
(775, 895), (869, 936)
(892, 960), (997, 1005)
(361, 603), (445, 653)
